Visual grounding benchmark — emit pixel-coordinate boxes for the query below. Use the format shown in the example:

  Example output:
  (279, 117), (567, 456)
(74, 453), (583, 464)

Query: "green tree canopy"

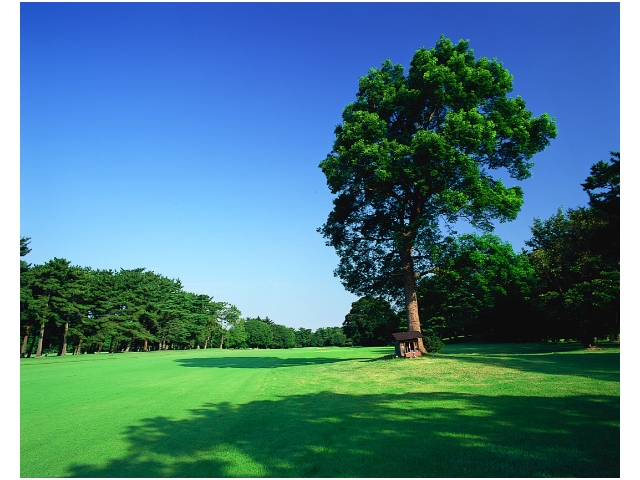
(418, 233), (536, 341)
(319, 36), (556, 351)
(527, 207), (619, 345)
(581, 151), (620, 216)
(343, 296), (401, 346)
(244, 318), (274, 348)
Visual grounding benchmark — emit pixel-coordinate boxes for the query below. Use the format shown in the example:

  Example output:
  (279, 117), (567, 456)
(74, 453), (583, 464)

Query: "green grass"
(20, 343), (620, 477)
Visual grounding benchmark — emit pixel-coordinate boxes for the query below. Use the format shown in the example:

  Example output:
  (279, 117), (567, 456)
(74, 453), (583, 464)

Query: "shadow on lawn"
(174, 356), (370, 369)
(447, 351), (620, 382)
(67, 390), (619, 478)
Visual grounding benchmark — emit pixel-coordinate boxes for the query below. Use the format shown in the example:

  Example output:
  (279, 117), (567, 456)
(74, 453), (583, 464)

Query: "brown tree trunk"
(143, 339), (148, 352)
(58, 322), (68, 356)
(21, 325), (31, 357)
(35, 322), (45, 358)
(401, 248), (426, 353)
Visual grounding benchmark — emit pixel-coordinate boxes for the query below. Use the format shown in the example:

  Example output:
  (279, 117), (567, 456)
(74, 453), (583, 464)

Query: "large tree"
(319, 36), (556, 351)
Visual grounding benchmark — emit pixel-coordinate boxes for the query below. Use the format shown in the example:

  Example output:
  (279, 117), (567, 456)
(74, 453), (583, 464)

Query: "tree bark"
(58, 322), (69, 356)
(35, 322), (45, 358)
(401, 248), (426, 353)
(21, 325), (31, 357)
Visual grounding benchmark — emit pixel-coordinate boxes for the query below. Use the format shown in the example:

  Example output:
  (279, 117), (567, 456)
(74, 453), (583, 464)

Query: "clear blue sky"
(18, 2), (620, 331)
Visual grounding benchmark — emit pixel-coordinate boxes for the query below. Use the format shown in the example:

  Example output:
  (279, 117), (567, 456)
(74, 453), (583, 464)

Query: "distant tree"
(20, 237), (32, 257)
(581, 151), (620, 267)
(270, 324), (296, 349)
(582, 151), (620, 216)
(526, 151), (619, 346)
(323, 327), (348, 347)
(215, 303), (243, 349)
(294, 328), (314, 347)
(343, 296), (401, 346)
(244, 318), (274, 348)
(20, 237), (35, 357)
(418, 233), (537, 341)
(319, 36), (556, 351)
(527, 207), (619, 346)
(29, 258), (85, 357)
(226, 319), (248, 348)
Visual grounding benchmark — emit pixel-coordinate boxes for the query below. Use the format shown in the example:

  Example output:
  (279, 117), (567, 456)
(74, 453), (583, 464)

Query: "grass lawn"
(20, 342), (620, 477)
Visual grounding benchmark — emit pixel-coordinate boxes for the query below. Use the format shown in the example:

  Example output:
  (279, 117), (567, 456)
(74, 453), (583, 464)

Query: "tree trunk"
(21, 325), (31, 357)
(143, 339), (148, 352)
(58, 322), (69, 356)
(26, 333), (36, 357)
(35, 322), (46, 358)
(73, 338), (83, 355)
(400, 248), (426, 353)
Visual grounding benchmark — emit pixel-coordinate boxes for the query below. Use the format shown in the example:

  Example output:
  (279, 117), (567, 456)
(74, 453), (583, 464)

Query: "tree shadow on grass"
(67, 390), (619, 478)
(446, 351), (620, 382)
(174, 356), (371, 369)
(442, 341), (593, 356)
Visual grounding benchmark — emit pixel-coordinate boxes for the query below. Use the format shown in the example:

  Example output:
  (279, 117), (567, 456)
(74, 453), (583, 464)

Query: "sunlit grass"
(20, 343), (619, 477)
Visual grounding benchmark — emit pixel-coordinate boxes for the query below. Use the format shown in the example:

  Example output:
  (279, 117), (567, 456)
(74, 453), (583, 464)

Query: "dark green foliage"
(342, 296), (401, 346)
(228, 322), (248, 348)
(19, 252), (246, 354)
(525, 152), (620, 346)
(294, 328), (314, 347)
(421, 329), (445, 354)
(270, 324), (296, 349)
(244, 318), (275, 348)
(418, 234), (538, 341)
(526, 208), (619, 345)
(314, 327), (348, 347)
(581, 151), (620, 216)
(293, 327), (347, 347)
(27, 258), (86, 356)
(18, 242), (348, 354)
(20, 237), (32, 258)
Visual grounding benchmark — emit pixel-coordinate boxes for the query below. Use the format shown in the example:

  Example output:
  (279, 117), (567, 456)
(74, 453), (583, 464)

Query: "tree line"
(20, 150), (618, 356)
(19, 254), (346, 357)
(341, 152), (620, 350)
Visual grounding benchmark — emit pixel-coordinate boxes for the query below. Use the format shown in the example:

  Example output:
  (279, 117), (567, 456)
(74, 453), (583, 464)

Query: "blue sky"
(18, 2), (620, 331)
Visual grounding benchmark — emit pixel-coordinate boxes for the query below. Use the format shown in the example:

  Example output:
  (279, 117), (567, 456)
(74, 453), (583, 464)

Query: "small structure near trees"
(392, 331), (424, 358)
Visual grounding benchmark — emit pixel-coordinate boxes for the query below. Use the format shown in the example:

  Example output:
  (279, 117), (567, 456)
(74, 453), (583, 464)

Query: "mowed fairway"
(20, 343), (620, 477)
